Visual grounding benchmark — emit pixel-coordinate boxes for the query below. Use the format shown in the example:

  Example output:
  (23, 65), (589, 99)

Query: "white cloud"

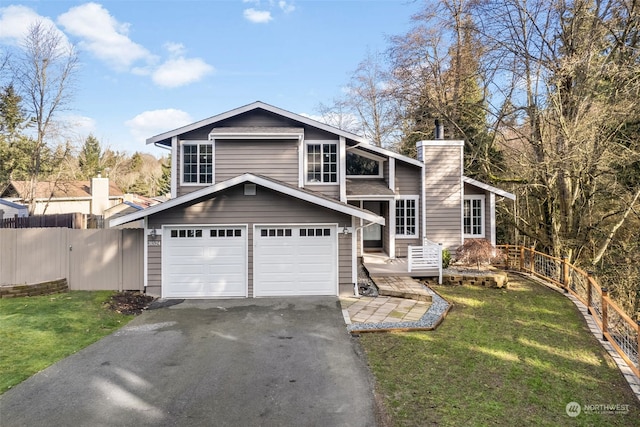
(243, 8), (273, 23)
(152, 57), (214, 88)
(125, 109), (193, 143)
(0, 5), (71, 51)
(163, 42), (186, 56)
(279, 1), (295, 13)
(57, 2), (154, 71)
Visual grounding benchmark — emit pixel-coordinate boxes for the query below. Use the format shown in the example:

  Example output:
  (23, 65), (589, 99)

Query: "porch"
(362, 252), (441, 278)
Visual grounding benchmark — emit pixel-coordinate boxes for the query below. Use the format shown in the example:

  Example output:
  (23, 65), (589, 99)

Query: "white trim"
(339, 137), (347, 202)
(346, 195), (395, 201)
(388, 199), (396, 258)
(489, 192), (496, 246)
(388, 157), (395, 191)
(421, 159), (426, 243)
(143, 217), (148, 293)
(298, 137), (304, 188)
(463, 176), (516, 200)
(170, 136), (177, 198)
(417, 139), (465, 147)
(463, 195), (486, 239)
(351, 215), (358, 289)
(179, 140), (213, 187)
(208, 131), (303, 140)
(394, 195), (420, 239)
(304, 140), (340, 186)
(109, 173), (385, 227)
(162, 224), (249, 299)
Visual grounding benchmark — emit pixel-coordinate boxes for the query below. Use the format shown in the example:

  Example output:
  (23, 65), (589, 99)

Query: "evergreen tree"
(78, 134), (102, 178)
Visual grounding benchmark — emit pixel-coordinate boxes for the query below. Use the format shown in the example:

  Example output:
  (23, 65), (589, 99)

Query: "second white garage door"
(254, 225), (338, 297)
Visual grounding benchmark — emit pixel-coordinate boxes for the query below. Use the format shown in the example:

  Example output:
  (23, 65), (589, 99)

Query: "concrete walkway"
(341, 277), (451, 333)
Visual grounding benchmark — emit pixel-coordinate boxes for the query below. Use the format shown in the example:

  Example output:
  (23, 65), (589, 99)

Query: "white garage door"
(254, 225), (338, 297)
(163, 226), (247, 298)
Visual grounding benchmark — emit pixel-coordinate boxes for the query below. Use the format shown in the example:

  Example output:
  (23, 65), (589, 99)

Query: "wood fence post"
(562, 256), (570, 293)
(504, 244), (509, 268)
(529, 245), (535, 274)
(601, 288), (608, 341)
(519, 246), (525, 271)
(586, 275), (593, 315)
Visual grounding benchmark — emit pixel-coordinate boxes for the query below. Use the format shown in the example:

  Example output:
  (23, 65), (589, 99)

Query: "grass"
(0, 291), (133, 394)
(360, 275), (640, 426)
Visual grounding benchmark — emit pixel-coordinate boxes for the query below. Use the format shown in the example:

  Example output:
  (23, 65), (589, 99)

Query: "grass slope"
(0, 291), (133, 394)
(361, 275), (639, 426)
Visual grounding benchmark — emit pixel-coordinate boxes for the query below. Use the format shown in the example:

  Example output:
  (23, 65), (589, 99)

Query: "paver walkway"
(340, 296), (431, 324)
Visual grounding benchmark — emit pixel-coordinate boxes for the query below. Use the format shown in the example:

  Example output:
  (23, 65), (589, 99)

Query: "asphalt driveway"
(0, 297), (379, 426)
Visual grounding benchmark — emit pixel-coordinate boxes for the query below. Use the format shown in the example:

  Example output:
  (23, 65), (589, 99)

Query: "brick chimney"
(90, 175), (110, 215)
(416, 123), (464, 249)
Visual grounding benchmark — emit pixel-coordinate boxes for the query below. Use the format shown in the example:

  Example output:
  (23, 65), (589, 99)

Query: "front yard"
(360, 275), (640, 426)
(0, 291), (135, 393)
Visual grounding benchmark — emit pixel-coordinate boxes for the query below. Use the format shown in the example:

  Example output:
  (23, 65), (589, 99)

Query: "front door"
(362, 201), (384, 250)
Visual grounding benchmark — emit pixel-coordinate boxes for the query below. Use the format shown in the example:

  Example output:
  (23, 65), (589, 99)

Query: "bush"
(455, 239), (495, 270)
(442, 248), (451, 268)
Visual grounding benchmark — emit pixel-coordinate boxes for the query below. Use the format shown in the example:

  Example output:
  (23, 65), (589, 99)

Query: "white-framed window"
(464, 195), (485, 237)
(181, 141), (213, 185)
(346, 151), (383, 178)
(395, 196), (418, 237)
(306, 142), (338, 184)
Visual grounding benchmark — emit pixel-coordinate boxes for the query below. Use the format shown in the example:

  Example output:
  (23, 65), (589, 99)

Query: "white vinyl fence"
(0, 228), (143, 291)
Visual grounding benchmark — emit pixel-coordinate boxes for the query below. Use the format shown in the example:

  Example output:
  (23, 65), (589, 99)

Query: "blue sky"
(0, 0), (421, 157)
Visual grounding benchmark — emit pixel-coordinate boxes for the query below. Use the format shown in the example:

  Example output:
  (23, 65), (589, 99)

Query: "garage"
(254, 225), (338, 297)
(163, 226), (247, 298)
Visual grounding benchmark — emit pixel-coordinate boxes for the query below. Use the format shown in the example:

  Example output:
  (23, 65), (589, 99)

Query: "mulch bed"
(105, 291), (156, 315)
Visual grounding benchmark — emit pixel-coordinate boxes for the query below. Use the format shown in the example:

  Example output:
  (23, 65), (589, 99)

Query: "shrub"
(455, 239), (495, 270)
(442, 248), (451, 268)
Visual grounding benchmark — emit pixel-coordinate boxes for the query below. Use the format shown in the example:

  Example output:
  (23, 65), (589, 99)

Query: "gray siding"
(423, 143), (463, 249)
(147, 244), (161, 296)
(394, 163), (421, 195)
(394, 162), (422, 257)
(147, 185), (353, 297)
(215, 140), (298, 185)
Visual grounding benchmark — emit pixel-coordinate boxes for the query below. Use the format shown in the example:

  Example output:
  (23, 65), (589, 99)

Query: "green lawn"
(360, 275), (640, 426)
(0, 291), (133, 394)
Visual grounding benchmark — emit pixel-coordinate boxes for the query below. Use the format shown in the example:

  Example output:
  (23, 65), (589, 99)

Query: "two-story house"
(110, 101), (514, 299)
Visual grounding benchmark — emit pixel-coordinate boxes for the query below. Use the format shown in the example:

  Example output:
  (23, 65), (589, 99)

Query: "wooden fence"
(0, 213), (104, 229)
(0, 228), (143, 292)
(497, 244), (639, 379)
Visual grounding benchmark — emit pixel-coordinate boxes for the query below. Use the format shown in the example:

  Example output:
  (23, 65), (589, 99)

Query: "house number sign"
(148, 240), (161, 246)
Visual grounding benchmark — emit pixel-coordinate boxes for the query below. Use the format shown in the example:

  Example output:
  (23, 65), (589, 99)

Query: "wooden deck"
(362, 253), (440, 278)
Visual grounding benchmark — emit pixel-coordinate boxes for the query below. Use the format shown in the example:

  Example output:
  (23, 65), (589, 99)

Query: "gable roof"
(146, 100), (424, 168)
(5, 180), (124, 200)
(109, 173), (386, 228)
(0, 198), (28, 210)
(463, 176), (516, 200)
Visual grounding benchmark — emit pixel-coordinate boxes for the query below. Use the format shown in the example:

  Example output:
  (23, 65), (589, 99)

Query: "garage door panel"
(163, 226), (247, 298)
(254, 225), (337, 297)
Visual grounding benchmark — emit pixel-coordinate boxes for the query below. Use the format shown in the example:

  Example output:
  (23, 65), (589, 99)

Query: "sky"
(0, 0), (422, 157)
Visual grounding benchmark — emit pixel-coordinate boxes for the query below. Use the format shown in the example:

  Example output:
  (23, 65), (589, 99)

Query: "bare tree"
(11, 21), (78, 213)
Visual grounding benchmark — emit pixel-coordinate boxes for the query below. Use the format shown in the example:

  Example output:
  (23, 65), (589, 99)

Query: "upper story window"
(464, 195), (485, 237)
(396, 196), (418, 237)
(306, 142), (337, 184)
(182, 142), (212, 185)
(346, 152), (382, 177)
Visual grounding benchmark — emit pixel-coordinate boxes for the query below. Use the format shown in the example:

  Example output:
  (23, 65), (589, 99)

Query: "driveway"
(0, 297), (379, 426)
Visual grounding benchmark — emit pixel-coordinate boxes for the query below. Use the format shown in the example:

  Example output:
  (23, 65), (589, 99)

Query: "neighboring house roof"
(0, 198), (28, 210)
(463, 176), (516, 200)
(110, 173), (386, 228)
(346, 179), (395, 198)
(5, 180), (124, 200)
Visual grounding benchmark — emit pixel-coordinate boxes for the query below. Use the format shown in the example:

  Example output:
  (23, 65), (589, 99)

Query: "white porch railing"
(408, 242), (443, 284)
